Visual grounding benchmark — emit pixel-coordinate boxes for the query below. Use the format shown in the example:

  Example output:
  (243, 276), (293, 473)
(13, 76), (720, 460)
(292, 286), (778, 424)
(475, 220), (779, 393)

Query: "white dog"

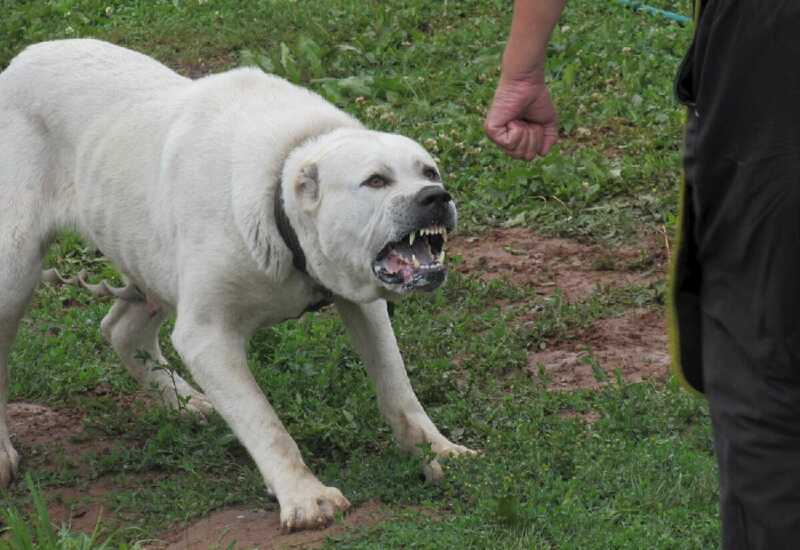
(0, 39), (474, 531)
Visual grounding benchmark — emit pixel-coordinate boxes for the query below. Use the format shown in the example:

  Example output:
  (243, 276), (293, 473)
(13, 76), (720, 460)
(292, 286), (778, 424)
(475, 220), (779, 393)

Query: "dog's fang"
(437, 250), (445, 263)
(409, 231), (416, 246)
(412, 254), (420, 268)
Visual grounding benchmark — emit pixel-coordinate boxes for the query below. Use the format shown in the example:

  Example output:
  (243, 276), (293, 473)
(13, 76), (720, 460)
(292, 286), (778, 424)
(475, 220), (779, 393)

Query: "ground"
(0, 1), (717, 549)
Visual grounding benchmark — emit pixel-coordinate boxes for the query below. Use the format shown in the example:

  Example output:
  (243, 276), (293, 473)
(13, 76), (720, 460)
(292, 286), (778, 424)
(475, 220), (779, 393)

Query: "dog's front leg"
(171, 317), (349, 532)
(336, 299), (475, 481)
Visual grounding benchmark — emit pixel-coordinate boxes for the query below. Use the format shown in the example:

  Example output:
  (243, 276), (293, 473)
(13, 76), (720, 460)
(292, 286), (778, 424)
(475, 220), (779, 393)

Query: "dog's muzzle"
(372, 186), (455, 293)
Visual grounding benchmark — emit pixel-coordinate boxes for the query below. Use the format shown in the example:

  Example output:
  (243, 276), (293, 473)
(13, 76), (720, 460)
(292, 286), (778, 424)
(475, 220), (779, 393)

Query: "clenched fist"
(484, 71), (559, 161)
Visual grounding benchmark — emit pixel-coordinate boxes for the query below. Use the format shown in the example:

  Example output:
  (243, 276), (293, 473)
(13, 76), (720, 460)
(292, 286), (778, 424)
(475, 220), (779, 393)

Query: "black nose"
(415, 185), (451, 207)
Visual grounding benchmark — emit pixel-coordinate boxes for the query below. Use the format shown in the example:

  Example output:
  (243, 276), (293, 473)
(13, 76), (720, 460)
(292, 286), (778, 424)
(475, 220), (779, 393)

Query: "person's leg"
(686, 1), (800, 546)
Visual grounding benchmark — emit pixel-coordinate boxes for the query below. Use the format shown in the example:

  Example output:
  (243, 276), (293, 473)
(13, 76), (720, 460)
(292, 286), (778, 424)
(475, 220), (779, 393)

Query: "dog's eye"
(362, 174), (390, 189)
(422, 166), (440, 181)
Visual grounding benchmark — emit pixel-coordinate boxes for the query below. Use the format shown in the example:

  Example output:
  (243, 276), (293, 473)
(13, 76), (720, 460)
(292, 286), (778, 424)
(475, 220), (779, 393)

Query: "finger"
(502, 121), (527, 155)
(484, 113), (513, 148)
(515, 127), (538, 161)
(526, 125), (545, 160)
(509, 124), (540, 161)
(504, 122), (524, 151)
(514, 128), (534, 161)
(486, 114), (525, 151)
(539, 127), (560, 156)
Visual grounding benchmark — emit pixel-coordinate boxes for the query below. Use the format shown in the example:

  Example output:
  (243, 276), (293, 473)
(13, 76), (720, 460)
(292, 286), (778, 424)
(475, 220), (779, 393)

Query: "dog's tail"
(41, 269), (144, 302)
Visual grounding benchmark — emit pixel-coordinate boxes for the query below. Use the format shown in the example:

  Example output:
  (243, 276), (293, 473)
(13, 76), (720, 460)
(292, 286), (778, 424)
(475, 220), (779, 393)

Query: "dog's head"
(282, 128), (456, 303)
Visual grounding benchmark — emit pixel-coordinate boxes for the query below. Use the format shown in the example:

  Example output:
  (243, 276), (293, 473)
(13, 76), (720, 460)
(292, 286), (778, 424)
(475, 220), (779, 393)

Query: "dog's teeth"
(438, 250), (445, 263)
(442, 231), (448, 242)
(409, 231), (416, 246)
(412, 254), (420, 268)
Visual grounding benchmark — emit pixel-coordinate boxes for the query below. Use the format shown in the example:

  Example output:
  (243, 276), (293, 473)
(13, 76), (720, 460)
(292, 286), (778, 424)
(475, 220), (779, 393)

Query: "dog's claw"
(0, 439), (19, 488)
(423, 441), (478, 484)
(279, 482), (350, 533)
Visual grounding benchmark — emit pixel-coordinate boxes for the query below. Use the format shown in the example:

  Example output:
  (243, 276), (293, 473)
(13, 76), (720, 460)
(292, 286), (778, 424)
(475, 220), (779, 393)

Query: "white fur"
(0, 39), (472, 531)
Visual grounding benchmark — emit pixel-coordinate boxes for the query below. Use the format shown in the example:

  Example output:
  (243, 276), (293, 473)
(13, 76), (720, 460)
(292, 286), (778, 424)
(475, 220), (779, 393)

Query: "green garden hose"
(615, 0), (692, 25)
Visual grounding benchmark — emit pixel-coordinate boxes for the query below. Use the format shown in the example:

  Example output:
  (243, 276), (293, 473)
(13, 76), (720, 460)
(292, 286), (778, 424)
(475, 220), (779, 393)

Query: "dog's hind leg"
(100, 299), (214, 415)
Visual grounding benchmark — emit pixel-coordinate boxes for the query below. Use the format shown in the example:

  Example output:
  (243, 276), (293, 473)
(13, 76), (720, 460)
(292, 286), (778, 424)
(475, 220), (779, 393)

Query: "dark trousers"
(672, 0), (800, 547)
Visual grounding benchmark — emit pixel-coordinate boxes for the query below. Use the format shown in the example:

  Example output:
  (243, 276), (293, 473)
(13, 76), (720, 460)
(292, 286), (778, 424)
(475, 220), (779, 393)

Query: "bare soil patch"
(7, 401), (157, 534)
(174, 52), (237, 79)
(9, 399), (132, 473)
(451, 228), (670, 391)
(528, 308), (669, 390)
(449, 228), (665, 302)
(155, 500), (388, 550)
(46, 478), (116, 534)
(8, 402), (85, 449)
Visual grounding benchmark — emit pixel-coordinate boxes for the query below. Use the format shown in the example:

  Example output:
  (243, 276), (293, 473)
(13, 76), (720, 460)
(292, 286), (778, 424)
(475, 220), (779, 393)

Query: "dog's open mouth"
(373, 224), (448, 291)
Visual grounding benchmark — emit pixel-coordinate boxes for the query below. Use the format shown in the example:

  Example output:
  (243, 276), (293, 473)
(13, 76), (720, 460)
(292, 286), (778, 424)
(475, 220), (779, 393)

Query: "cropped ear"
(294, 163), (319, 208)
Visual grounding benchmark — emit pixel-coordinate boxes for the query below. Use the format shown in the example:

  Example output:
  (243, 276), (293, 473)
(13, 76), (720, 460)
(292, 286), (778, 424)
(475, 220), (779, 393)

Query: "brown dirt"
(449, 228), (665, 302)
(9, 399), (133, 473)
(174, 52), (237, 79)
(154, 500), (389, 550)
(7, 402), (85, 448)
(46, 478), (116, 534)
(6, 402), (151, 534)
(528, 308), (669, 390)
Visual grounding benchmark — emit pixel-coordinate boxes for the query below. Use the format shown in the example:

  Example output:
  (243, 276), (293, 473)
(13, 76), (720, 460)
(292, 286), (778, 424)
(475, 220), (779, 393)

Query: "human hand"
(484, 71), (559, 161)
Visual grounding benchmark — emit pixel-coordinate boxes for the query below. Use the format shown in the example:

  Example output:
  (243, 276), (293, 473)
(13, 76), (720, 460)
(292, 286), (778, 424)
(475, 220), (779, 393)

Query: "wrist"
(498, 62), (545, 87)
(500, 45), (546, 84)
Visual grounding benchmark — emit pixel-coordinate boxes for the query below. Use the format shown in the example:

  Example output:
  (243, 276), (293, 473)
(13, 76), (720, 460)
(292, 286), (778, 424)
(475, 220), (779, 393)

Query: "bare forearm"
(484, 0), (566, 160)
(502, 0), (567, 80)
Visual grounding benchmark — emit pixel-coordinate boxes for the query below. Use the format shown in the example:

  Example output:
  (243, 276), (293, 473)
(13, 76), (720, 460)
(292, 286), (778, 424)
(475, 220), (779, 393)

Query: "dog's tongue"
(384, 251), (415, 283)
(378, 237), (441, 284)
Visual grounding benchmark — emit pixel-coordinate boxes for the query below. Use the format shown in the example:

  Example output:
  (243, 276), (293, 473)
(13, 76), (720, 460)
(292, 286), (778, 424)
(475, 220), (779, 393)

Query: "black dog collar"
(273, 178), (334, 310)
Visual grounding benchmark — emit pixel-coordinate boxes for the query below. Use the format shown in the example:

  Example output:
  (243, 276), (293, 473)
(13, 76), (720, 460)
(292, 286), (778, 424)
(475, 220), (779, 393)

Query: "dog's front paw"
(423, 441), (478, 483)
(0, 438), (19, 487)
(279, 479), (351, 533)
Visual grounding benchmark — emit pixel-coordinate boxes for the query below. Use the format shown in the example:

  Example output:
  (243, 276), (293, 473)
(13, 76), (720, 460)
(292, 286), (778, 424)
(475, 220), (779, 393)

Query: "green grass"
(0, 475), (140, 549)
(0, 1), (716, 548)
